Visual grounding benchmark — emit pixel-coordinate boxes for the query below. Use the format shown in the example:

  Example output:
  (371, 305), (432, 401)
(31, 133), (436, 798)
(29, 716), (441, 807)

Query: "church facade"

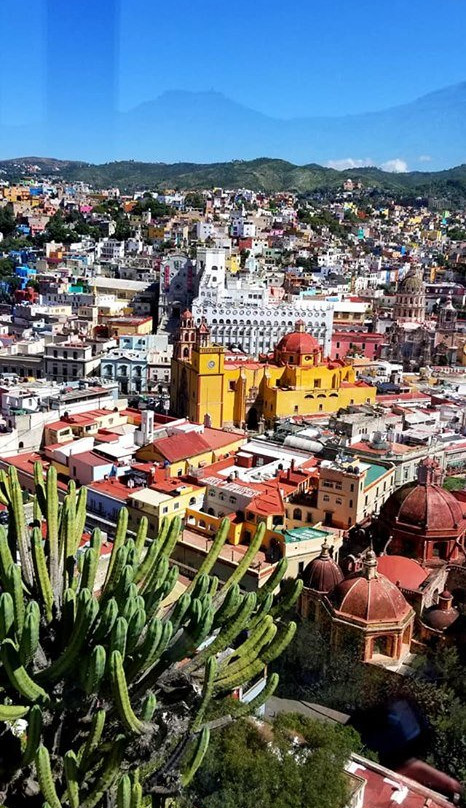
(383, 267), (459, 369)
(170, 312), (377, 429)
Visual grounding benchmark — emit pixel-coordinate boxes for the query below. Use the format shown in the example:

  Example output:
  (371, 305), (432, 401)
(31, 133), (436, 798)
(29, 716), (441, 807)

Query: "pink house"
(331, 331), (383, 361)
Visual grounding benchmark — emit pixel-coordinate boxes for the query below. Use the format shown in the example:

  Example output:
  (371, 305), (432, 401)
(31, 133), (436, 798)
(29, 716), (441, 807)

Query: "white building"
(96, 239), (125, 263)
(192, 249), (334, 356)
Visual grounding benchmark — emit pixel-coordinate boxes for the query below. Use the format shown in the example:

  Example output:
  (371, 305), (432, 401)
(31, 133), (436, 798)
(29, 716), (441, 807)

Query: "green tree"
(183, 713), (361, 808)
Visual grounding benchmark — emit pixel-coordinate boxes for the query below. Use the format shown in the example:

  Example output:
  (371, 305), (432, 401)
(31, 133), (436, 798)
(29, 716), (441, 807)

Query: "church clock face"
(207, 360), (216, 369)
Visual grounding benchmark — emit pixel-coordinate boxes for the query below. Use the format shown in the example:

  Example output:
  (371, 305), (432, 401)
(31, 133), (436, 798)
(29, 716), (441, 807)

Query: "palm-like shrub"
(0, 463), (299, 807)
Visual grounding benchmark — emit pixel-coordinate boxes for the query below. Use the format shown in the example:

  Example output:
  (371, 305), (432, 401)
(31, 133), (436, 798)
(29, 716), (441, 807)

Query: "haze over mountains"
(1, 82), (466, 170)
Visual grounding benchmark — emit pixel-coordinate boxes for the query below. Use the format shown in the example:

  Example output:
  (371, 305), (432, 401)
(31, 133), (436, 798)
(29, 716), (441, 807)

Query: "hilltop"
(2, 156), (466, 199)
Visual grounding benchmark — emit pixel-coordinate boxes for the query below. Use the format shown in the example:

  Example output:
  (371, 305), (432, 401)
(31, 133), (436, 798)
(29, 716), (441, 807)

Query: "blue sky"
(0, 0), (465, 164)
(1, 0), (465, 124)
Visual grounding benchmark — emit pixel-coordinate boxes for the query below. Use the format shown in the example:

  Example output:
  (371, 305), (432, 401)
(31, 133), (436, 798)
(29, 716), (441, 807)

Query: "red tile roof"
(71, 451), (110, 467)
(152, 428), (244, 463)
(88, 478), (143, 500)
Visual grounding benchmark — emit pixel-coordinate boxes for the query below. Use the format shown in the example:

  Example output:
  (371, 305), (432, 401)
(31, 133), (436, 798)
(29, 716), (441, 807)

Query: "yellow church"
(170, 311), (376, 429)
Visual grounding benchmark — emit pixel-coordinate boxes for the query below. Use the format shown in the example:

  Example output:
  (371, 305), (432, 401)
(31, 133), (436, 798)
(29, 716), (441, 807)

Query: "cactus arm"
(158, 515), (182, 560)
(38, 590), (99, 682)
(126, 607), (146, 655)
(167, 591), (191, 634)
(0, 703), (29, 721)
(117, 775), (132, 808)
(31, 528), (54, 623)
(181, 727), (210, 787)
(73, 486), (88, 555)
(131, 781), (143, 808)
(102, 507), (128, 592)
(7, 563), (25, 637)
(63, 750), (80, 808)
(212, 584), (241, 628)
(246, 593), (273, 632)
(81, 737), (126, 808)
(260, 620), (297, 665)
(0, 592), (15, 642)
(1, 639), (48, 703)
(188, 518), (229, 590)
(33, 461), (47, 517)
(229, 672), (279, 718)
(45, 466), (59, 597)
(19, 611), (40, 666)
(270, 578), (303, 618)
(92, 597), (118, 644)
(183, 592), (257, 673)
(102, 546), (128, 599)
(84, 645), (106, 695)
(78, 708), (106, 769)
(134, 517), (148, 563)
(256, 557), (288, 601)
(79, 547), (98, 594)
(0, 529), (15, 589)
(35, 745), (61, 808)
(110, 650), (144, 734)
(110, 616), (128, 659)
(192, 656), (217, 731)
(217, 521), (265, 599)
(21, 703), (42, 766)
(140, 692), (157, 722)
(133, 518), (169, 584)
(9, 466), (34, 588)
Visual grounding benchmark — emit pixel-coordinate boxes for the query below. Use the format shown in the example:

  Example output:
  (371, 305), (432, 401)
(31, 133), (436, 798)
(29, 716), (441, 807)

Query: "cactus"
(0, 465), (295, 807)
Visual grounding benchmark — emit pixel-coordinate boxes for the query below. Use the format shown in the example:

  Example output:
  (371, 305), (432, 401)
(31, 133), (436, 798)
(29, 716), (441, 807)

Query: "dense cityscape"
(0, 163), (465, 806)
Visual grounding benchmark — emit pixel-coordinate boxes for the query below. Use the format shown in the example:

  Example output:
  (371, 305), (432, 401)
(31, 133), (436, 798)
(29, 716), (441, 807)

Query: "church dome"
(380, 479), (465, 533)
(328, 549), (412, 624)
(398, 269), (424, 294)
(303, 540), (343, 593)
(276, 321), (320, 356)
(423, 590), (459, 631)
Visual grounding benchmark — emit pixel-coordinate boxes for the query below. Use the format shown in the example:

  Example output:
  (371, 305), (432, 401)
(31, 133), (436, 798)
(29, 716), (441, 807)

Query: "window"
(323, 495), (330, 502)
(350, 483), (354, 492)
(162, 506), (168, 514)
(293, 508), (302, 520)
(349, 499), (353, 507)
(174, 502), (179, 510)
(307, 512), (313, 522)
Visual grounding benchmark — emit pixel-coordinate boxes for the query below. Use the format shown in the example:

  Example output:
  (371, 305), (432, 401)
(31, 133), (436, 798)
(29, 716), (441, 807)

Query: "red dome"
(376, 555), (428, 590)
(423, 590), (459, 631)
(381, 482), (465, 532)
(276, 330), (320, 354)
(303, 542), (343, 592)
(329, 552), (412, 625)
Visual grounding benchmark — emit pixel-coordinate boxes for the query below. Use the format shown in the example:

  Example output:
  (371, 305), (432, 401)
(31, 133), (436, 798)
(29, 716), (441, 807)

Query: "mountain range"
(2, 156), (466, 198)
(1, 82), (466, 170)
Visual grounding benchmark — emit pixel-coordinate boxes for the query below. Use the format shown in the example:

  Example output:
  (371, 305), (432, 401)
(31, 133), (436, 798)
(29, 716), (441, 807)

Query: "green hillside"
(2, 156), (466, 197)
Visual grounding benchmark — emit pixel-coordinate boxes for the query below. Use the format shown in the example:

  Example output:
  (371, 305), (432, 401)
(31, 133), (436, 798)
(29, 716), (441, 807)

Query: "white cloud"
(380, 158), (409, 173)
(418, 154), (432, 163)
(326, 157), (373, 170)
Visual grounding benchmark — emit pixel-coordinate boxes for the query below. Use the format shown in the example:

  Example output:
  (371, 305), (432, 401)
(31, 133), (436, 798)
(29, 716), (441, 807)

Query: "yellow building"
(127, 482), (205, 538)
(170, 313), (377, 429)
(135, 425), (246, 477)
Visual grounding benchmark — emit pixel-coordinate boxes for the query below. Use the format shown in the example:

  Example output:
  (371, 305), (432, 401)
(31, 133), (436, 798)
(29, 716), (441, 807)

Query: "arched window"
(293, 508), (302, 520)
(183, 347), (190, 357)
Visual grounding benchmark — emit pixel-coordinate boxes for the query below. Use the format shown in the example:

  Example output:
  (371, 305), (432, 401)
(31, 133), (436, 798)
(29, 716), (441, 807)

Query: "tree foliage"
(183, 713), (361, 808)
